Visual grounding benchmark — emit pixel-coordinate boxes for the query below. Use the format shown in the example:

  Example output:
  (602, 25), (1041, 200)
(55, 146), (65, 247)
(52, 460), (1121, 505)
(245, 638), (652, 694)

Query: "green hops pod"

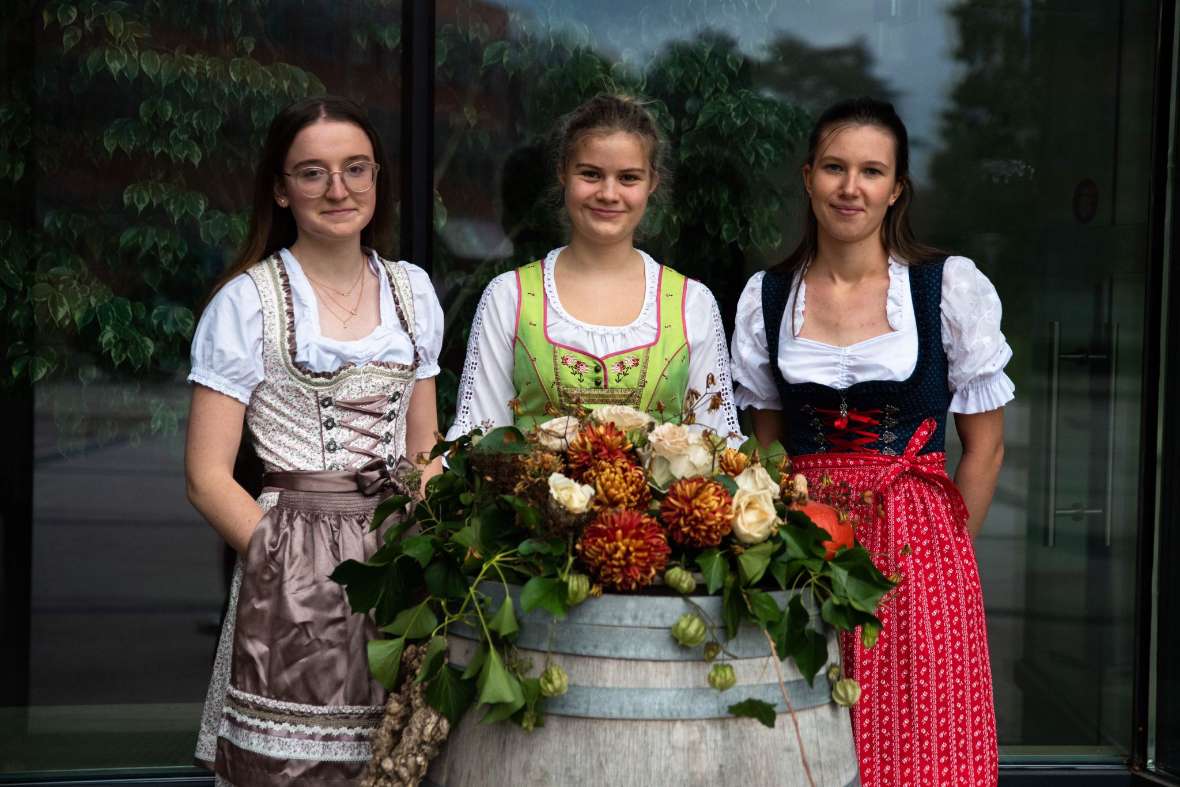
(671, 612), (708, 647)
(566, 573), (591, 606)
(832, 678), (862, 707)
(539, 664), (569, 698)
(708, 663), (737, 692)
(664, 566), (696, 595)
(703, 641), (722, 662)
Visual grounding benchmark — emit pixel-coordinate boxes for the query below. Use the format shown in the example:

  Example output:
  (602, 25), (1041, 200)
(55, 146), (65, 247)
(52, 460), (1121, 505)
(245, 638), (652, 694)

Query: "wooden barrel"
(427, 583), (859, 787)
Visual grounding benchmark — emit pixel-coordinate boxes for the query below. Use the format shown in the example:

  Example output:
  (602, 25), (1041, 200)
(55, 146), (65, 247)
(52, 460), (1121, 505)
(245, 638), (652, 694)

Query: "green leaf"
(476, 647), (522, 706)
(424, 556), (469, 600)
(487, 595), (520, 638)
(517, 537), (565, 556)
(721, 578), (744, 640)
(821, 596), (855, 630)
(62, 26), (81, 51)
(426, 664), (475, 726)
(828, 549), (894, 613)
(728, 698), (776, 728)
(140, 50), (160, 78)
(793, 627), (829, 685)
(482, 40), (509, 68)
(57, 4), (78, 27)
(502, 494), (542, 531)
(329, 559), (386, 613)
(519, 576), (568, 619)
(415, 635), (448, 684)
(371, 494), (412, 533)
(737, 541), (776, 586)
(460, 642), (487, 680)
(400, 535), (435, 567)
(473, 425), (532, 454)
(383, 600), (438, 639)
(367, 636), (405, 690)
(105, 11), (124, 39)
(695, 548), (730, 594)
(746, 589), (782, 625)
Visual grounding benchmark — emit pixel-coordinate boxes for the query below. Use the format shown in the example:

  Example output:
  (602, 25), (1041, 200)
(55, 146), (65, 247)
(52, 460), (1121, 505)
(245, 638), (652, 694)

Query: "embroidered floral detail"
(561, 354), (591, 382)
(611, 355), (641, 383)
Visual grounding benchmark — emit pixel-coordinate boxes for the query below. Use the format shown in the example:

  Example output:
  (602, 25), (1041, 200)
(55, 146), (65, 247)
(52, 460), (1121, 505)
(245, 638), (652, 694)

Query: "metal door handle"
(1046, 322), (1060, 547)
(1104, 322), (1118, 548)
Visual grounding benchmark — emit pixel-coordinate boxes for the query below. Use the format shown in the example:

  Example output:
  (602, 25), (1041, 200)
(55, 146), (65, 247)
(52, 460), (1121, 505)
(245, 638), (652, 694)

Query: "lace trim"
(450, 271), (514, 437)
(188, 368), (253, 406)
(225, 685), (383, 717)
(949, 371), (1015, 414)
(223, 705), (378, 737)
(698, 285), (743, 442)
(217, 719), (373, 763)
(195, 561), (243, 764)
(541, 247), (660, 335)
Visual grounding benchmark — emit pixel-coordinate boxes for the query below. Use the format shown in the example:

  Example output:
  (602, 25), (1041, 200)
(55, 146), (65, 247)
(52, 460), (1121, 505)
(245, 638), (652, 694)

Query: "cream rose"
(591, 405), (655, 432)
(735, 464), (781, 498)
(731, 488), (780, 544)
(648, 422), (715, 486)
(535, 416), (580, 452)
(548, 472), (595, 514)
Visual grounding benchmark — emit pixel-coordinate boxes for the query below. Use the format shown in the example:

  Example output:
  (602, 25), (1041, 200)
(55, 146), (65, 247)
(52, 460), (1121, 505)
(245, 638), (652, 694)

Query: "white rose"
(735, 464), (781, 498)
(548, 472), (595, 514)
(591, 405), (655, 432)
(535, 416), (581, 452)
(731, 488), (781, 544)
(648, 423), (716, 486)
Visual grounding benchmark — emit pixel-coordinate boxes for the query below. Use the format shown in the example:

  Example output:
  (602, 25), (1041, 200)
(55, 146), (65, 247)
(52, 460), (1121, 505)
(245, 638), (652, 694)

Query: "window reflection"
(435, 0), (1159, 758)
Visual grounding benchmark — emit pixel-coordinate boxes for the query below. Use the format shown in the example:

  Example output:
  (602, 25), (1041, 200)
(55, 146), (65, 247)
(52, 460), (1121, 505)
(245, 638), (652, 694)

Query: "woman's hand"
(749, 408), (784, 448)
(185, 386), (265, 554)
(953, 409), (1005, 538)
(405, 376), (443, 496)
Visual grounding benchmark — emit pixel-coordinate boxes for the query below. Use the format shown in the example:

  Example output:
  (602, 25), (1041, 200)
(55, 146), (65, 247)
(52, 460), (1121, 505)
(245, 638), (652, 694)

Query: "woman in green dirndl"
(446, 94), (739, 440)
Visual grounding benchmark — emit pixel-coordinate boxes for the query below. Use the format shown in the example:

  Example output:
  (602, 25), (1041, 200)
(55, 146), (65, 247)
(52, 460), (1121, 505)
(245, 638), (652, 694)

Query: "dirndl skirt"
(791, 419), (998, 787)
(195, 468), (402, 787)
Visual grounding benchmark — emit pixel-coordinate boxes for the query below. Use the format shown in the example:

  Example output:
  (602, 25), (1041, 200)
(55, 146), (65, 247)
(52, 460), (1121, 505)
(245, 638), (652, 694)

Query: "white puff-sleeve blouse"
(730, 256), (1015, 414)
(187, 248), (444, 405)
(446, 248), (742, 442)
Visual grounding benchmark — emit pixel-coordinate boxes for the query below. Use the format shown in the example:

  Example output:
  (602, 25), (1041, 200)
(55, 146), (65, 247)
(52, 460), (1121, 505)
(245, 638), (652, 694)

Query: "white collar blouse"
(729, 256), (1015, 415)
(188, 248), (444, 405)
(445, 247), (742, 441)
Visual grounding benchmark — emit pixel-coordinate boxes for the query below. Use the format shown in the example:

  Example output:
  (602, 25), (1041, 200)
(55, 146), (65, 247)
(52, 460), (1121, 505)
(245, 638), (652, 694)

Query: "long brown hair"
(210, 96), (395, 295)
(775, 97), (944, 278)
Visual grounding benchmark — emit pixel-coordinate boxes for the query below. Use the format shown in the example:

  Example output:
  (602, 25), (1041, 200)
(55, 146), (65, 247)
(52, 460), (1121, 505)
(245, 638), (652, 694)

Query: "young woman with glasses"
(185, 96), (443, 785)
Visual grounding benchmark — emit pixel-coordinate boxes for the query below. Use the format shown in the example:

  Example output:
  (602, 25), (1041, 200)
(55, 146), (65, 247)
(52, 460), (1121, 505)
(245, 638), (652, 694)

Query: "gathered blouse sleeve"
(684, 279), (743, 441)
(445, 271), (519, 439)
(187, 274), (265, 405)
(402, 262), (444, 379)
(941, 256), (1016, 413)
(729, 271), (783, 411)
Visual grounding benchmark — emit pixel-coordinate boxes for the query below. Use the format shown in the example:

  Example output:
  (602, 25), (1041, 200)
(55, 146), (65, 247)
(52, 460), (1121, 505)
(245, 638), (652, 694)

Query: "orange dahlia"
(660, 477), (734, 548)
(576, 509), (670, 591)
(566, 422), (633, 479)
(584, 458), (651, 510)
(717, 448), (750, 477)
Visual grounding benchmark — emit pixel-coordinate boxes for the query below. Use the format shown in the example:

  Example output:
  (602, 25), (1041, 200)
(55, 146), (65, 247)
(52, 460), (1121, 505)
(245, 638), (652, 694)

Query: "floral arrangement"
(333, 398), (895, 755)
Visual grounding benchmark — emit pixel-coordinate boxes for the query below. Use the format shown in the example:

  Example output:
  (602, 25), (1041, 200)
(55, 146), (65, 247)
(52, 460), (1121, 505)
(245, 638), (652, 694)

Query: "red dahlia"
(576, 509), (670, 592)
(566, 422), (634, 480)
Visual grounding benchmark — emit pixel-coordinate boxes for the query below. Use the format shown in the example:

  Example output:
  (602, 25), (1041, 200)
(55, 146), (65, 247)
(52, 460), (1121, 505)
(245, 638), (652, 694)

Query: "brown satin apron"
(215, 464), (406, 787)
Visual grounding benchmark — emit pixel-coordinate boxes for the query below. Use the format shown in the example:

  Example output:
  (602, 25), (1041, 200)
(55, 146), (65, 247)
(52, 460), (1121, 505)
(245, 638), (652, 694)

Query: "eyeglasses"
(281, 161), (380, 198)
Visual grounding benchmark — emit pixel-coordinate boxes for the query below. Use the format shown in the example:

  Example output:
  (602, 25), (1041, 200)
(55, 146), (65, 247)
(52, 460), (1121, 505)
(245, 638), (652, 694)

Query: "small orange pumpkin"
(791, 500), (854, 560)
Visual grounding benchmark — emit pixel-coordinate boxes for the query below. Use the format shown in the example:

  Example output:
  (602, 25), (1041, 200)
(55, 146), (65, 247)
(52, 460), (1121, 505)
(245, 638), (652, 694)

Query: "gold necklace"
(314, 270), (366, 329)
(303, 255), (366, 297)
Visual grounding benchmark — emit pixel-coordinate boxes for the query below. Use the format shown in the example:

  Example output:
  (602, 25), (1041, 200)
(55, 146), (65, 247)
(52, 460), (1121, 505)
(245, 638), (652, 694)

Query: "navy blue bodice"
(762, 259), (951, 457)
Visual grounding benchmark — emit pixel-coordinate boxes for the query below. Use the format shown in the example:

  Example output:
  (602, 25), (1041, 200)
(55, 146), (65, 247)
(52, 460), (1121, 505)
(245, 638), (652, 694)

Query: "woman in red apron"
(731, 97), (1012, 786)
